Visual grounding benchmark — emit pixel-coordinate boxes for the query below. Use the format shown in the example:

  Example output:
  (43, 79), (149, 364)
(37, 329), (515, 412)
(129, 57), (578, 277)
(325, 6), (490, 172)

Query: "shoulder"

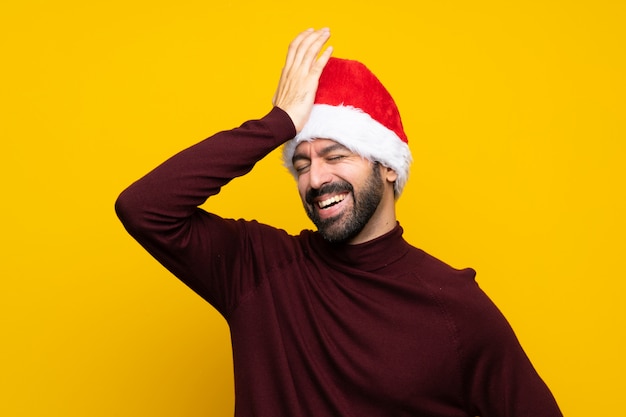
(227, 218), (314, 267)
(230, 218), (301, 249)
(409, 248), (478, 291)
(409, 249), (516, 349)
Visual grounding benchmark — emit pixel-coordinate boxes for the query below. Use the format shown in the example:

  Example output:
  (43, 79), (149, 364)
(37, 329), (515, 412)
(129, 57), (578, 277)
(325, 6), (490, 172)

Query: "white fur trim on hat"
(283, 104), (412, 197)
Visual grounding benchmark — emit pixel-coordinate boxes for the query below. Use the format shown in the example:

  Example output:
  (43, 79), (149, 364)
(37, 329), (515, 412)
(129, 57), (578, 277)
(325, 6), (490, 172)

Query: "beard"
(304, 164), (384, 243)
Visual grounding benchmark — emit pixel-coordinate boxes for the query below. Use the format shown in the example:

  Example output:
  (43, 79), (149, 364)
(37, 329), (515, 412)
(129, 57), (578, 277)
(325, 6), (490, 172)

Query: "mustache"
(305, 181), (353, 205)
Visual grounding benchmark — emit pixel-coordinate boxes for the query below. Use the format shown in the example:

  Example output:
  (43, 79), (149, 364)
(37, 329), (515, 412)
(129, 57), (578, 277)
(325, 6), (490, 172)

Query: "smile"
(318, 193), (347, 209)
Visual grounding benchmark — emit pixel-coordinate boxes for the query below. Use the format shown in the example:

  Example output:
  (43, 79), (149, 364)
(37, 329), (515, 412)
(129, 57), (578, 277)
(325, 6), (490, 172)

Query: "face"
(292, 139), (394, 243)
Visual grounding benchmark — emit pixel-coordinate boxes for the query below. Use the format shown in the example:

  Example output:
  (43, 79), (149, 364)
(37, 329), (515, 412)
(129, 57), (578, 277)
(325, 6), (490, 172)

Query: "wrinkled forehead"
(293, 138), (350, 159)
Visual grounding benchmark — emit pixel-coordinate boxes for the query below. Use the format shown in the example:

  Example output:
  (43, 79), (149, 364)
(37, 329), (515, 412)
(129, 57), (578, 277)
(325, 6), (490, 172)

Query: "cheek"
(297, 177), (309, 201)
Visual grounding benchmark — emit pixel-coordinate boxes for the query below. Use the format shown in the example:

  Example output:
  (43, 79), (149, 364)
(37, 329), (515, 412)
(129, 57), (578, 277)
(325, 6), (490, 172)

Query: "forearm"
(114, 108), (294, 312)
(115, 107), (295, 240)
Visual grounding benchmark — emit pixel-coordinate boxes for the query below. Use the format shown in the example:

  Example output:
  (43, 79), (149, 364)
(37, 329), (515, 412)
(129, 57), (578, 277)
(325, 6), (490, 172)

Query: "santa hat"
(282, 57), (412, 197)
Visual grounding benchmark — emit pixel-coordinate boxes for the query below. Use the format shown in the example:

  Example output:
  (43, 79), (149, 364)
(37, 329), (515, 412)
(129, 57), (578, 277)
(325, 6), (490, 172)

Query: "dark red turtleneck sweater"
(116, 107), (562, 417)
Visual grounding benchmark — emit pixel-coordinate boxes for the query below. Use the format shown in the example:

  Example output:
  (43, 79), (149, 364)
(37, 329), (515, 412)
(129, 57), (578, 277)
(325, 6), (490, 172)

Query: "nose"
(308, 158), (333, 190)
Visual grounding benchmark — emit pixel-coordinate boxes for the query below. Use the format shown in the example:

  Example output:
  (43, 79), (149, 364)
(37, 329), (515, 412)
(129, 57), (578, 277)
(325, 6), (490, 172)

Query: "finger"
(273, 28), (332, 110)
(284, 28), (314, 69)
(301, 29), (332, 70)
(276, 28), (330, 105)
(288, 28), (330, 70)
(312, 45), (334, 75)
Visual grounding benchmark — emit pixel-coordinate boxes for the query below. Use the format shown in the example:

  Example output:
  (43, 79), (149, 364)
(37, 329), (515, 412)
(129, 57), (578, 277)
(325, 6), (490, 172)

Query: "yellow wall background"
(2, 1), (624, 416)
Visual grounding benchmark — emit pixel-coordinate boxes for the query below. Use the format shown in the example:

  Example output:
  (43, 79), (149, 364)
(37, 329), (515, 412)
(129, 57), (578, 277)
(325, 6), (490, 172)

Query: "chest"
(234, 264), (465, 410)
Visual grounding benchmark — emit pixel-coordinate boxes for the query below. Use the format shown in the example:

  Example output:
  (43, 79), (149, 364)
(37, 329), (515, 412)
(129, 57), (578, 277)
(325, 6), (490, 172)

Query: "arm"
(115, 29), (333, 313)
(115, 109), (295, 312)
(458, 283), (563, 416)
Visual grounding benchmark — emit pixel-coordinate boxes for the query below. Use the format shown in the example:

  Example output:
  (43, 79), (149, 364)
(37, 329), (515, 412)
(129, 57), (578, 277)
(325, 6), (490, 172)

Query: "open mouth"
(317, 193), (347, 210)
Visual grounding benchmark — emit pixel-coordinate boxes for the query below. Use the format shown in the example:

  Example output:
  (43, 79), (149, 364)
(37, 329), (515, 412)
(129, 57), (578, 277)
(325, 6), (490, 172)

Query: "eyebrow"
(292, 142), (351, 164)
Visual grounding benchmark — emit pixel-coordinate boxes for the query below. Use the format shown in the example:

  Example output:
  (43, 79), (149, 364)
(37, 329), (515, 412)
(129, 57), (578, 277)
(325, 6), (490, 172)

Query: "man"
(116, 28), (562, 416)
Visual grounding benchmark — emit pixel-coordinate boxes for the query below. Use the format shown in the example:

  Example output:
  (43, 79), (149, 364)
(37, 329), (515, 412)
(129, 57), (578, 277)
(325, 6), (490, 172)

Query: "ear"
(384, 166), (398, 184)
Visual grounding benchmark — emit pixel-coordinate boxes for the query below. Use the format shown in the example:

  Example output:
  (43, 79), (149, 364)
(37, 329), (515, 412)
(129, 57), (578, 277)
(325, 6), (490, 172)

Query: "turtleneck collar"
(310, 222), (413, 273)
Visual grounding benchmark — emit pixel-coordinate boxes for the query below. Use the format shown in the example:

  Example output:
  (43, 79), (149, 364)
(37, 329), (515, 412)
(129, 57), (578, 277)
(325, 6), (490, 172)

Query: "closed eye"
(294, 162), (310, 175)
(326, 154), (347, 163)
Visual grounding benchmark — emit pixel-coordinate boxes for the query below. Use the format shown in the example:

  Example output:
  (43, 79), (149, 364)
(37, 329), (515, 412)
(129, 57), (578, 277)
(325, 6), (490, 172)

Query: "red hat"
(283, 57), (412, 196)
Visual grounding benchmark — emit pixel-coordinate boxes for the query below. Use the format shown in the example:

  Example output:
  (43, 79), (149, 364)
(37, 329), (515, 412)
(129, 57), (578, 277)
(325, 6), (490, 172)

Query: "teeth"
(318, 194), (346, 209)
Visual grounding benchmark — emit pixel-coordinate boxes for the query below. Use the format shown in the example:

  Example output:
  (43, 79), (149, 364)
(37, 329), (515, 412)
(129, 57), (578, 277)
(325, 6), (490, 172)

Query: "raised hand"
(273, 28), (333, 133)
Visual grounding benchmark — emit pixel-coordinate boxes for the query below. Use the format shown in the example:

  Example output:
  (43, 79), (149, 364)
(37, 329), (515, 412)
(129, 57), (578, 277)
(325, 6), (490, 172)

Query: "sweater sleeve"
(115, 107), (296, 315)
(456, 280), (563, 417)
